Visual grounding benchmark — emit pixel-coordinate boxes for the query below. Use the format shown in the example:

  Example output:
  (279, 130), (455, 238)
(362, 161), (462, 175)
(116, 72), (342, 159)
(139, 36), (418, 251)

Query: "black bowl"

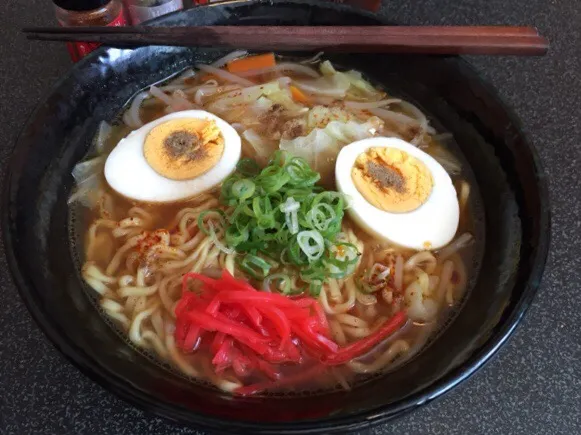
(3, 1), (549, 433)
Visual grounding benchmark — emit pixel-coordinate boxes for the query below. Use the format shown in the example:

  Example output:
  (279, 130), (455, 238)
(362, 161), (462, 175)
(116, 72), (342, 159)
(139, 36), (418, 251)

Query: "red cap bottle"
(53, 0), (126, 61)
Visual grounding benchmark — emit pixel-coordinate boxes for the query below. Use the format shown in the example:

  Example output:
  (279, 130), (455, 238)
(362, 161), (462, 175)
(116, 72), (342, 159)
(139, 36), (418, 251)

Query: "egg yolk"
(143, 118), (224, 180)
(351, 147), (433, 213)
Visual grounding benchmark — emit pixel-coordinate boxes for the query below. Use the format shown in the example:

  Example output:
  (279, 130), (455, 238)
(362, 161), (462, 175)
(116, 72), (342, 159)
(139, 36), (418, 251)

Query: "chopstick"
(22, 26), (548, 56)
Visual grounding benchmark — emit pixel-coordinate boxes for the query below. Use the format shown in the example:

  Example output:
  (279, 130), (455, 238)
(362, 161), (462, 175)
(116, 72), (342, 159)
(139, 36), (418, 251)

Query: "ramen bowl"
(2, 1), (549, 433)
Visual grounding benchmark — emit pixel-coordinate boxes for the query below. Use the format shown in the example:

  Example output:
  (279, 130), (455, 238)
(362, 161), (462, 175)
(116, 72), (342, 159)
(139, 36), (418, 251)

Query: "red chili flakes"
(136, 229), (168, 260)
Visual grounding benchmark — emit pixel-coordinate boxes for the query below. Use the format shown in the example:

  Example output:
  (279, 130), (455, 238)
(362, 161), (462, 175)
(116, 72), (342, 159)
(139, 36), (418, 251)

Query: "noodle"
(335, 313), (370, 328)
(438, 233), (474, 263)
(129, 300), (160, 346)
(118, 284), (159, 298)
(83, 262), (116, 284)
(142, 330), (168, 359)
(319, 278), (357, 315)
(101, 298), (123, 313)
(458, 180), (470, 215)
(436, 260), (454, 305)
(404, 251), (437, 274)
(343, 325), (372, 339)
(159, 275), (181, 316)
(132, 296), (148, 318)
(348, 340), (410, 373)
(329, 320), (347, 346)
(105, 235), (142, 275)
(104, 310), (130, 330)
(356, 292), (377, 306)
(225, 254), (235, 275)
(166, 335), (200, 377)
(195, 64), (254, 87)
(328, 279), (343, 301)
(210, 50), (248, 68)
(124, 91), (148, 128)
(151, 309), (165, 339)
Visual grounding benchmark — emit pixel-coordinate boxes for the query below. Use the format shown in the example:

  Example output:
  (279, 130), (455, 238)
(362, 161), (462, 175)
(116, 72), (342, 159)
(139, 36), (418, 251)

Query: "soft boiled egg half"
(336, 137), (459, 250)
(105, 110), (241, 202)
(105, 110), (241, 203)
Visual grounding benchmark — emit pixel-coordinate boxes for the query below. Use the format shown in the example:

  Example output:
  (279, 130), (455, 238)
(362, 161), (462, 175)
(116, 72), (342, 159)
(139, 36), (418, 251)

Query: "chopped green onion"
(257, 165), (290, 193)
(217, 151), (358, 295)
(237, 158), (261, 177)
(225, 224), (249, 246)
(263, 273), (292, 294)
(269, 150), (288, 167)
(252, 196), (276, 229)
(237, 254), (273, 279)
(285, 156), (320, 187)
(325, 242), (360, 278)
(280, 197), (300, 234)
(309, 280), (323, 296)
(297, 230), (325, 261)
(279, 197), (300, 213)
(306, 203), (336, 232)
(300, 265), (325, 283)
(231, 179), (256, 200)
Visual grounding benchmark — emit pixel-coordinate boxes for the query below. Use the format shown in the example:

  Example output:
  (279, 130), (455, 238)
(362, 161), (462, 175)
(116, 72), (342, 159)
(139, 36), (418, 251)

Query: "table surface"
(1, 1), (580, 434)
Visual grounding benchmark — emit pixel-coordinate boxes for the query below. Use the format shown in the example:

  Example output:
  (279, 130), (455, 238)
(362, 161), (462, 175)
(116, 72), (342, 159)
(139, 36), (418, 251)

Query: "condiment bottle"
(53, 0), (126, 62)
(124, 0), (184, 25)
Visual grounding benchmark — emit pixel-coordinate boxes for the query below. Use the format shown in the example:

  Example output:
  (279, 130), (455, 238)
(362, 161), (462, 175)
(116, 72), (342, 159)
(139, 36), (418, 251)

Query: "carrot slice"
(226, 53), (276, 73)
(290, 85), (311, 104)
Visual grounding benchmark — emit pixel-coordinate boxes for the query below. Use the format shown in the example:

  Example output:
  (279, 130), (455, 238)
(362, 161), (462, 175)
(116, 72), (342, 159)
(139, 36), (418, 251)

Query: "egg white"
(335, 137), (459, 250)
(104, 110), (241, 203)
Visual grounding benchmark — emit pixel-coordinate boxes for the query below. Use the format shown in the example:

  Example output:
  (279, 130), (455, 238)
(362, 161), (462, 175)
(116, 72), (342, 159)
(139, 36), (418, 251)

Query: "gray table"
(1, 1), (580, 434)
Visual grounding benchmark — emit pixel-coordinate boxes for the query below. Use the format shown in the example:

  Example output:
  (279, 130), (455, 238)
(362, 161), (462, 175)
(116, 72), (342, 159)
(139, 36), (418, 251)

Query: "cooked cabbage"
(280, 117), (383, 185)
(292, 73), (351, 98)
(307, 105), (354, 130)
(207, 80), (283, 113)
(318, 60), (382, 99)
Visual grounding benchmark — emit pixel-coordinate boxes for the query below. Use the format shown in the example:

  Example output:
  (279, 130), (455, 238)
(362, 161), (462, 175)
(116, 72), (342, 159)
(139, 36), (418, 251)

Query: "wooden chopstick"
(22, 26), (549, 56)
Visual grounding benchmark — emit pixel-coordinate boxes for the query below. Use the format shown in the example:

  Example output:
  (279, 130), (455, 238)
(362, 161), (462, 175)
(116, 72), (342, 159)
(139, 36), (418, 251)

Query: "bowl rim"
(2, 1), (551, 432)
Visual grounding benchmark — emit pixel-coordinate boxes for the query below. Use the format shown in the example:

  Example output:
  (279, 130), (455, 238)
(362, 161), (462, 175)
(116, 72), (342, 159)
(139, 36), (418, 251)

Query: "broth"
(71, 53), (484, 396)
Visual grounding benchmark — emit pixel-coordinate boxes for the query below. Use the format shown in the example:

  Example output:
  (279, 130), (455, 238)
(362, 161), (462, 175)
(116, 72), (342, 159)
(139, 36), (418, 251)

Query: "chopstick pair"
(23, 25), (549, 56)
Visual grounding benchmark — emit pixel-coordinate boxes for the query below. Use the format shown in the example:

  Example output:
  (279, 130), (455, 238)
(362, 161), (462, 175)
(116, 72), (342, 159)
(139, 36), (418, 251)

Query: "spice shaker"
(124, 0), (184, 25)
(53, 0), (126, 62)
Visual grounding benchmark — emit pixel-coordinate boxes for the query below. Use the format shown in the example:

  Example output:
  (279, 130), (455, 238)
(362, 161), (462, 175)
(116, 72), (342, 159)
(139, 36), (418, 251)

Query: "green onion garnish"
(218, 150), (359, 295)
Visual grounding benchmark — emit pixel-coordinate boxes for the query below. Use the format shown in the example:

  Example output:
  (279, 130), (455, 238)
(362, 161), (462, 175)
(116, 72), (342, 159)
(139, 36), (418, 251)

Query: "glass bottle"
(53, 0), (126, 62)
